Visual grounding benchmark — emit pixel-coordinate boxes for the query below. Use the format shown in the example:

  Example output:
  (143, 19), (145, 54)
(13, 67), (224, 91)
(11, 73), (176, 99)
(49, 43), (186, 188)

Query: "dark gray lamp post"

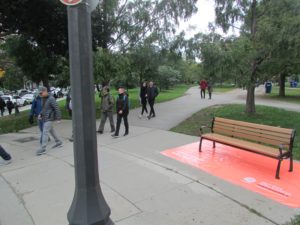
(64, 0), (114, 224)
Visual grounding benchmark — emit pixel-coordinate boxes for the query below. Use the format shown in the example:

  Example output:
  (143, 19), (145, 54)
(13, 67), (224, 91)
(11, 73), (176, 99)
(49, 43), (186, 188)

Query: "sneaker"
(0, 159), (12, 166)
(138, 115), (142, 119)
(147, 115), (151, 120)
(97, 130), (103, 134)
(36, 149), (46, 156)
(52, 142), (63, 149)
(110, 129), (115, 133)
(111, 134), (119, 138)
(123, 132), (129, 136)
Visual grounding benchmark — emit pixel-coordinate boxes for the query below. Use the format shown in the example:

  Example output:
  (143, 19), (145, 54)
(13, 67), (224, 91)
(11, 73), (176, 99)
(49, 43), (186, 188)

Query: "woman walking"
(139, 82), (148, 118)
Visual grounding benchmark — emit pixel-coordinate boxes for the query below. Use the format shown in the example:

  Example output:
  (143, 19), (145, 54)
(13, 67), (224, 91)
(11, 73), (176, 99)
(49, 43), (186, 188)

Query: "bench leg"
(213, 141), (216, 148)
(276, 159), (282, 179)
(199, 138), (203, 152)
(289, 154), (293, 172)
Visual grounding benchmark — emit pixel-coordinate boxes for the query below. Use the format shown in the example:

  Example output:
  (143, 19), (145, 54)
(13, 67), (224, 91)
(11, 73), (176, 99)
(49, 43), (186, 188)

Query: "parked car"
(17, 89), (30, 97)
(21, 93), (35, 104)
(1, 95), (28, 106)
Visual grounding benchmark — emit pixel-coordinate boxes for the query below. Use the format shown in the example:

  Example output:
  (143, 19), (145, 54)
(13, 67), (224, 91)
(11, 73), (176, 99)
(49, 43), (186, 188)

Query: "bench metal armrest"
(200, 125), (212, 135)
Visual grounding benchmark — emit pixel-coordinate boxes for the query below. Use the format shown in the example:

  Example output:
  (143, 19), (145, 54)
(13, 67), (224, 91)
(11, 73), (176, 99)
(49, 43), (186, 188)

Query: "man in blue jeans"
(36, 87), (63, 156)
(0, 145), (12, 166)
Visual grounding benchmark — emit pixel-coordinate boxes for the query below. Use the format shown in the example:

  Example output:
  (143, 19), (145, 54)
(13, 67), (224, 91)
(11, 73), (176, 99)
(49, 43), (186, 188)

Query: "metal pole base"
(68, 188), (114, 225)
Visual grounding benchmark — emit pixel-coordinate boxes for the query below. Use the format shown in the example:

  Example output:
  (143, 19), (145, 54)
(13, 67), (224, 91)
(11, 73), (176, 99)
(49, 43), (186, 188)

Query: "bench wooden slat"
(213, 124), (291, 143)
(213, 127), (290, 148)
(215, 117), (293, 135)
(201, 133), (286, 157)
(214, 122), (292, 139)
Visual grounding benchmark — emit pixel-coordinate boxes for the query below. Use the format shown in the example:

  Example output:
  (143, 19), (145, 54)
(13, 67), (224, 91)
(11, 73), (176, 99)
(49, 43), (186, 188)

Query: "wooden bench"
(199, 117), (296, 179)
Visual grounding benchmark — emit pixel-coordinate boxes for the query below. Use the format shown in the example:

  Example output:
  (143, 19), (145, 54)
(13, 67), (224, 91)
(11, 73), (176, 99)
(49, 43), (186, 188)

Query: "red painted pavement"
(161, 141), (300, 208)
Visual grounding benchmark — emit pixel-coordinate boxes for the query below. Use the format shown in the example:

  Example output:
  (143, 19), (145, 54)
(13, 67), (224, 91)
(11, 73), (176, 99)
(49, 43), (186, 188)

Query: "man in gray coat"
(97, 86), (115, 134)
(36, 87), (63, 156)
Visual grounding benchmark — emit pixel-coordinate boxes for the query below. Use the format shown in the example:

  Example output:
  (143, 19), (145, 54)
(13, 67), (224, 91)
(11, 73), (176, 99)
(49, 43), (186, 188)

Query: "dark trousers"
(208, 91), (212, 99)
(200, 89), (206, 99)
(148, 99), (156, 117)
(0, 145), (11, 161)
(98, 111), (115, 132)
(115, 113), (129, 136)
(0, 108), (4, 116)
(8, 108), (13, 115)
(141, 99), (148, 115)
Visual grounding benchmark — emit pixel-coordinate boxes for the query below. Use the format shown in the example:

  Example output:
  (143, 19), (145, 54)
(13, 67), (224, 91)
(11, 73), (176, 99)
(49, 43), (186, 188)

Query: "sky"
(178, 0), (239, 38)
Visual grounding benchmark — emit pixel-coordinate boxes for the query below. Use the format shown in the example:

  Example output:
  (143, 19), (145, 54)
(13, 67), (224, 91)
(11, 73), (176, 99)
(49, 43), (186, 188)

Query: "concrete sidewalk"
(0, 87), (299, 225)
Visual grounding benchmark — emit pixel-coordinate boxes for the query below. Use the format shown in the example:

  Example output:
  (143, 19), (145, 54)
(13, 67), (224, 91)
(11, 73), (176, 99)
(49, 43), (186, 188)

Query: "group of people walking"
(0, 97), (18, 116)
(1, 82), (160, 164)
(139, 81), (159, 119)
(1, 86), (63, 165)
(199, 79), (213, 99)
(97, 81), (159, 138)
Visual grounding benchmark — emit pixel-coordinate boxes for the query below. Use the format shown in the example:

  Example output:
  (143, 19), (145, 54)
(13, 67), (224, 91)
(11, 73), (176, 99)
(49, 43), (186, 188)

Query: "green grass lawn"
(285, 216), (300, 225)
(213, 86), (236, 93)
(0, 84), (192, 134)
(171, 104), (300, 160)
(263, 85), (300, 104)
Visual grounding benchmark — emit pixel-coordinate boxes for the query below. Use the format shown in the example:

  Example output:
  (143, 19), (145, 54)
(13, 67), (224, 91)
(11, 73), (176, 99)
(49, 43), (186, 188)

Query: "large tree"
(1, 0), (198, 86)
(214, 0), (269, 114)
(257, 0), (300, 97)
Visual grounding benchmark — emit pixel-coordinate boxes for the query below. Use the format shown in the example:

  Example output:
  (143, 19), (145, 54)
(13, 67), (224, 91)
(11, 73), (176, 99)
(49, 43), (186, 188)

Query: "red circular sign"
(60, 0), (82, 6)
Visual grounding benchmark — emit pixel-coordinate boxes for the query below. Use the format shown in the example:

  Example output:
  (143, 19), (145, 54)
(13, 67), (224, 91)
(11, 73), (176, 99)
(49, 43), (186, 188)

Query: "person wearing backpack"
(97, 86), (115, 134)
(112, 87), (129, 138)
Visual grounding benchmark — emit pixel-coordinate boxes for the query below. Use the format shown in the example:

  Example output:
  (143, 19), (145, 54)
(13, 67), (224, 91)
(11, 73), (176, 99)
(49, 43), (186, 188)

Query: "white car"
(1, 95), (28, 106)
(22, 94), (35, 104)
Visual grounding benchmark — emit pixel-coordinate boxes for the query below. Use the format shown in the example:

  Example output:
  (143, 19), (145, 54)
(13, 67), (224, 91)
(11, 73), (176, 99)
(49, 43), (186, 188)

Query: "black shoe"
(97, 130), (103, 134)
(152, 115), (156, 118)
(147, 115), (151, 120)
(111, 129), (115, 133)
(111, 134), (119, 138)
(123, 132), (129, 136)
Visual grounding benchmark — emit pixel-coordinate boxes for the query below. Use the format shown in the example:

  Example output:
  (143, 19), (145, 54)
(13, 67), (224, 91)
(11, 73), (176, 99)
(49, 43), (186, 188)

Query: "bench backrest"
(212, 117), (295, 151)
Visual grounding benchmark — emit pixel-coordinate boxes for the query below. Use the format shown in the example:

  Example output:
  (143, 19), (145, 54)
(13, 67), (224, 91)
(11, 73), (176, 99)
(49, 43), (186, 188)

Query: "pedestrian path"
(0, 87), (299, 225)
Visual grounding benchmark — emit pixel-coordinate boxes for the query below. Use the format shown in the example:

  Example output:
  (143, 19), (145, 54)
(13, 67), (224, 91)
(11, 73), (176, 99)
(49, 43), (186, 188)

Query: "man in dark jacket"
(139, 81), (148, 118)
(146, 81), (159, 119)
(29, 92), (44, 144)
(112, 87), (129, 138)
(97, 86), (115, 134)
(36, 87), (63, 156)
(6, 99), (14, 115)
(0, 97), (6, 116)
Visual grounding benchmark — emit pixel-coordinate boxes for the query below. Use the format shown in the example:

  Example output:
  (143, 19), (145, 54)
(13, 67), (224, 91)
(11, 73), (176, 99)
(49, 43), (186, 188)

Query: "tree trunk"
(246, 84), (256, 114)
(245, 0), (258, 114)
(279, 73), (286, 97)
(246, 59), (258, 114)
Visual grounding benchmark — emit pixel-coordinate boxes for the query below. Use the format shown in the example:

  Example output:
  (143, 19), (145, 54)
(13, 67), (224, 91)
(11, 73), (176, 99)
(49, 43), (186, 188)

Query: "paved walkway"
(0, 87), (299, 225)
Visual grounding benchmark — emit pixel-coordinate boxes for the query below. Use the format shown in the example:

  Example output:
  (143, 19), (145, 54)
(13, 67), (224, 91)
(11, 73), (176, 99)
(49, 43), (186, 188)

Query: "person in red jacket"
(199, 79), (208, 99)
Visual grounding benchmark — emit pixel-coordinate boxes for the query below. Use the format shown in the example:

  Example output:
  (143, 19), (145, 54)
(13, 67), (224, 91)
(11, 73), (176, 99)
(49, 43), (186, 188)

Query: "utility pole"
(61, 0), (114, 224)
